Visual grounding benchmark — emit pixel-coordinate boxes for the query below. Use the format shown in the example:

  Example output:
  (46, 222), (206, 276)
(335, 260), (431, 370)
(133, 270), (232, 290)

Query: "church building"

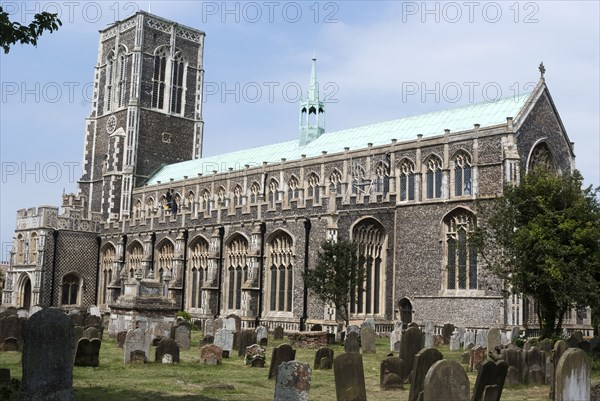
(2, 12), (590, 334)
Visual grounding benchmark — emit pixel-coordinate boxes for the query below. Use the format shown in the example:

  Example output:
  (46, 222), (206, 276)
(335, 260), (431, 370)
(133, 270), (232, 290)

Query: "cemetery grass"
(1, 333), (599, 401)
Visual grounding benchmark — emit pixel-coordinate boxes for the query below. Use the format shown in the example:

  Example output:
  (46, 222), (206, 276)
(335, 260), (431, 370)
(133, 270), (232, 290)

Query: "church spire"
(299, 54), (325, 146)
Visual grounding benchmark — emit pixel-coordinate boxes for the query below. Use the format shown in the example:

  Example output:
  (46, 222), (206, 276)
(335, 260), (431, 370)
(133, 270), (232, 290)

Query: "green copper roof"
(146, 92), (532, 185)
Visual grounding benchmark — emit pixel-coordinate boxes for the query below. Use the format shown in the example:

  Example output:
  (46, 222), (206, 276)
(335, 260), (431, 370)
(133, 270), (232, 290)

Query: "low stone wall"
(287, 331), (327, 349)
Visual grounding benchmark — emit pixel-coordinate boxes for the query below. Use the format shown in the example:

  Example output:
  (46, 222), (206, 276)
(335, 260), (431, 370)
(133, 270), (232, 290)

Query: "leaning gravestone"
(344, 331), (360, 353)
(409, 347), (444, 401)
(74, 338), (101, 367)
(380, 356), (403, 390)
(313, 347), (334, 370)
(214, 328), (234, 356)
(273, 361), (311, 401)
(400, 326), (424, 380)
(555, 348), (590, 401)
(360, 327), (376, 353)
(268, 344), (296, 380)
(487, 328), (502, 352)
(200, 344), (223, 365)
(423, 360), (470, 401)
(22, 308), (74, 401)
(334, 352), (367, 401)
(172, 323), (191, 350)
(155, 338), (180, 364)
(472, 360), (508, 401)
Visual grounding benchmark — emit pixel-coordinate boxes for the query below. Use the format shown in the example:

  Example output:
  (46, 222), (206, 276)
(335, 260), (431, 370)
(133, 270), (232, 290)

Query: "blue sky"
(1, 1), (599, 260)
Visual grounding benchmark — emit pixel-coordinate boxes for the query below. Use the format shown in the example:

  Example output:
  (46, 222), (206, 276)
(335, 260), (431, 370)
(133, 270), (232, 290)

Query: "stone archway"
(19, 275), (32, 309)
(398, 298), (413, 324)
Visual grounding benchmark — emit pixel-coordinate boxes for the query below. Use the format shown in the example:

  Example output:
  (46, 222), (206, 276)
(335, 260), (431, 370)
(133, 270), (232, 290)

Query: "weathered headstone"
(225, 314), (241, 332)
(361, 318), (375, 330)
(124, 328), (150, 364)
(409, 347), (444, 401)
(313, 347), (334, 370)
(380, 356), (403, 390)
(505, 365), (520, 386)
(200, 344), (223, 365)
(204, 318), (215, 336)
(524, 347), (546, 385)
(344, 331), (360, 353)
(450, 330), (461, 351)
(476, 329), (488, 348)
(555, 348), (590, 401)
(400, 326), (424, 380)
(84, 326), (99, 340)
(273, 361), (311, 401)
(130, 350), (147, 363)
(472, 360), (508, 401)
(550, 339), (570, 400)
(424, 321), (434, 348)
(172, 323), (191, 350)
(360, 327), (376, 353)
(245, 344), (266, 366)
(268, 344), (296, 380)
(333, 353), (367, 401)
(74, 338), (101, 367)
(255, 325), (268, 345)
(214, 328), (234, 355)
(346, 325), (360, 336)
(469, 346), (487, 372)
(510, 327), (520, 344)
(22, 308), (74, 401)
(116, 331), (127, 348)
(155, 338), (180, 363)
(390, 327), (403, 352)
(319, 357), (332, 369)
(274, 326), (284, 340)
(423, 360), (470, 401)
(487, 328), (502, 352)
(238, 329), (257, 357)
(464, 331), (476, 350)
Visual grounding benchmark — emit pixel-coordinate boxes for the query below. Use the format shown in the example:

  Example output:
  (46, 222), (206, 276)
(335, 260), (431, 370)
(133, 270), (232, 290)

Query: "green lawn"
(1, 332), (598, 401)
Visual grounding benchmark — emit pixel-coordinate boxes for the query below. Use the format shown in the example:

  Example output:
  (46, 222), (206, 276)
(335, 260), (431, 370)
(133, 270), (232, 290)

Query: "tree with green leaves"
(0, 6), (61, 53)
(303, 239), (364, 327)
(474, 169), (600, 338)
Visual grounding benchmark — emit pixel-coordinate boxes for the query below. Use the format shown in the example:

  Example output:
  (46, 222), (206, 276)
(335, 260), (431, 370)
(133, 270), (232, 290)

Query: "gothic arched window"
(288, 176), (300, 201)
(106, 50), (115, 112)
(307, 172), (320, 202)
(61, 273), (80, 305)
(250, 182), (261, 204)
(157, 240), (175, 283)
(29, 232), (38, 265)
(268, 232), (293, 312)
(233, 185), (243, 206)
(399, 159), (415, 201)
(268, 179), (279, 208)
(189, 237), (209, 309)
(127, 242), (143, 278)
(351, 218), (386, 316)
(454, 152), (472, 196)
(200, 189), (211, 212)
(445, 210), (477, 290)
(226, 235), (248, 311)
(374, 162), (389, 193)
(425, 156), (443, 199)
(329, 169), (342, 195)
(528, 142), (556, 173)
(151, 47), (168, 109)
(100, 244), (116, 305)
(170, 51), (185, 114)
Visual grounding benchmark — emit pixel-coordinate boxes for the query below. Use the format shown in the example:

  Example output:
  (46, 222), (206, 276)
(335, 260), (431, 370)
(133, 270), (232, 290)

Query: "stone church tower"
(78, 13), (206, 221)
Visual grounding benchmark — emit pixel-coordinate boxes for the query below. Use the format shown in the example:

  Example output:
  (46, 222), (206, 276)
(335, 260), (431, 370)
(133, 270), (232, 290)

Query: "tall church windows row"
(226, 235), (248, 311)
(99, 244), (116, 305)
(13, 233), (39, 266)
(188, 237), (209, 309)
(268, 232), (294, 313)
(151, 46), (187, 115)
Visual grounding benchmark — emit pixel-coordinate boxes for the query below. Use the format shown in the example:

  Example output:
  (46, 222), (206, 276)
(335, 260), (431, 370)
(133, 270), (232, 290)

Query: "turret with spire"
(299, 54), (325, 146)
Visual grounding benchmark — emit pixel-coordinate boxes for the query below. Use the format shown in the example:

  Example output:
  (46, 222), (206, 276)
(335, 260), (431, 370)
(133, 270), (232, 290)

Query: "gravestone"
(124, 328), (150, 364)
(200, 344), (223, 365)
(204, 318), (215, 336)
(505, 365), (520, 386)
(268, 344), (296, 380)
(245, 344), (266, 366)
(390, 327), (403, 352)
(22, 308), (74, 401)
(346, 325), (360, 336)
(424, 321), (434, 348)
(172, 323), (191, 350)
(313, 347), (334, 370)
(550, 339), (569, 400)
(487, 328), (502, 352)
(423, 360), (470, 401)
(74, 338), (101, 367)
(525, 347), (546, 385)
(400, 326), (424, 380)
(380, 356), (403, 390)
(130, 350), (147, 363)
(450, 330), (461, 351)
(274, 326), (284, 340)
(68, 312), (83, 327)
(360, 327), (376, 353)
(84, 326), (99, 340)
(539, 338), (553, 352)
(155, 338), (180, 363)
(0, 368), (9, 385)
(510, 327), (520, 344)
(3, 338), (18, 351)
(361, 318), (375, 330)
(200, 335), (214, 345)
(214, 318), (224, 331)
(319, 357), (332, 369)
(476, 329), (488, 348)
(255, 325), (268, 345)
(469, 346), (487, 372)
(273, 361), (311, 401)
(409, 347), (444, 401)
(482, 385), (501, 401)
(333, 353), (367, 401)
(442, 323), (455, 345)
(472, 360), (508, 401)
(116, 331), (127, 348)
(344, 331), (360, 353)
(555, 348), (590, 401)
(214, 328), (234, 355)
(225, 314), (241, 332)
(464, 331), (476, 349)
(238, 329), (257, 357)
